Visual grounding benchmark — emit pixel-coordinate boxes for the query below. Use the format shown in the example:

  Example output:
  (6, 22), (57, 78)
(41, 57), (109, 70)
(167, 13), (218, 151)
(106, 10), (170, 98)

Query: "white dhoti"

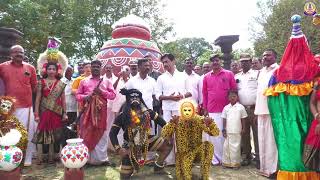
(147, 120), (157, 161)
(107, 111), (124, 151)
(89, 108), (127, 165)
(257, 114), (278, 176)
(14, 107), (37, 165)
(106, 107), (115, 151)
(88, 128), (109, 165)
(222, 133), (241, 167)
(160, 110), (179, 165)
(203, 113), (224, 165)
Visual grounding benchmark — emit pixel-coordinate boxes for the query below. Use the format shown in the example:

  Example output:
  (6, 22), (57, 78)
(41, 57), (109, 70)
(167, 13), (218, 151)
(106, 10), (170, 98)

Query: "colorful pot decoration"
(0, 129), (23, 171)
(60, 138), (89, 169)
(96, 14), (163, 75)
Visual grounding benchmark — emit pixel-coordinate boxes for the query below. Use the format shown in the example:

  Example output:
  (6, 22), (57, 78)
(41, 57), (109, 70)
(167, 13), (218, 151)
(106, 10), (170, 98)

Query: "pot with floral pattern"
(0, 129), (23, 172)
(60, 138), (89, 168)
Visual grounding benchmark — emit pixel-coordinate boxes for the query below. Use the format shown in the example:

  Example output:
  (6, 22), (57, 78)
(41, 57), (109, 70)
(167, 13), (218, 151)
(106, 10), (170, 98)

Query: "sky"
(162, 0), (261, 49)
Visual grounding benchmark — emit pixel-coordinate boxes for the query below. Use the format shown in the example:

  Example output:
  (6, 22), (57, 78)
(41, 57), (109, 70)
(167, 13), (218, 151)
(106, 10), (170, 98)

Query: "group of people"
(0, 15), (320, 180)
(0, 42), (274, 177)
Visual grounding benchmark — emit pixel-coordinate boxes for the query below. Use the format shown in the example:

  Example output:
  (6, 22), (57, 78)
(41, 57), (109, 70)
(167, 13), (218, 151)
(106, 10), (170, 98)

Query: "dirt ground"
(21, 154), (267, 180)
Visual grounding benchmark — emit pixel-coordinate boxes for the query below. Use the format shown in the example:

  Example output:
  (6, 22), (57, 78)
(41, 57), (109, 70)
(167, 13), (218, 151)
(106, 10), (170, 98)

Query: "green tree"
(160, 41), (189, 71)
(176, 38), (213, 60)
(232, 48), (255, 60)
(250, 0), (320, 59)
(160, 37), (213, 71)
(0, 0), (173, 65)
(197, 48), (221, 66)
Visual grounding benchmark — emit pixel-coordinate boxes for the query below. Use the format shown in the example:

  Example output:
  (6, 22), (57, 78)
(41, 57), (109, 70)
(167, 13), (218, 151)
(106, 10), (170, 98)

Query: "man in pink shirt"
(202, 54), (237, 165)
(76, 60), (116, 166)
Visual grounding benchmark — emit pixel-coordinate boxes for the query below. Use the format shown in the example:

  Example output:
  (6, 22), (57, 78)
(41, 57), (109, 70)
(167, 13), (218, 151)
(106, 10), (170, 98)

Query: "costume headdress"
(274, 15), (318, 83)
(120, 88), (142, 101)
(37, 37), (68, 77)
(266, 15), (319, 96)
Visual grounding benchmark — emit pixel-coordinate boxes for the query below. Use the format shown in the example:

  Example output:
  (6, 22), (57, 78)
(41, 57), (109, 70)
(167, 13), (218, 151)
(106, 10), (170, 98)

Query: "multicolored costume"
(161, 100), (219, 180)
(109, 88), (172, 180)
(265, 15), (319, 179)
(32, 79), (66, 144)
(32, 37), (68, 163)
(33, 37), (68, 145)
(0, 96), (27, 151)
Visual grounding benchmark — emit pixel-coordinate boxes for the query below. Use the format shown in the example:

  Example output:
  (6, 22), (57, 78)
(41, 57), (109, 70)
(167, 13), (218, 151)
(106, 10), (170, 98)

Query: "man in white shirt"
(126, 58), (157, 133)
(126, 58), (156, 110)
(61, 66), (77, 146)
(194, 65), (202, 76)
(254, 49), (279, 178)
(128, 59), (138, 77)
(184, 58), (201, 104)
(155, 53), (192, 165)
(103, 64), (118, 152)
(103, 64), (117, 115)
(199, 62), (211, 107)
(235, 54), (259, 168)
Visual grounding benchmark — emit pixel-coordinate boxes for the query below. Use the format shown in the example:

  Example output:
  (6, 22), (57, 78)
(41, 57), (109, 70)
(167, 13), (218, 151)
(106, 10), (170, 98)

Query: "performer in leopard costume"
(0, 96), (28, 151)
(109, 88), (173, 180)
(161, 99), (220, 180)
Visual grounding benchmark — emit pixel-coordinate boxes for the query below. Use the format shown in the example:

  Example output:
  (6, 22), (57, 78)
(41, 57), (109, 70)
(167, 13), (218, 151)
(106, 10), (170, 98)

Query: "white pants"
(160, 110), (179, 165)
(257, 114), (278, 176)
(203, 113), (224, 165)
(14, 107), (37, 165)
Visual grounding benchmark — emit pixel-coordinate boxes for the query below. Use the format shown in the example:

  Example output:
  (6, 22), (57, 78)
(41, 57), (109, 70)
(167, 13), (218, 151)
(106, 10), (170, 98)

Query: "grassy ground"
(21, 153), (267, 180)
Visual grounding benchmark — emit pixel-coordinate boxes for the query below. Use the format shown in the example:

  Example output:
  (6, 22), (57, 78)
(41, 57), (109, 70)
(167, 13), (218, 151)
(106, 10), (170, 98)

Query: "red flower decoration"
(138, 160), (145, 166)
(13, 152), (22, 163)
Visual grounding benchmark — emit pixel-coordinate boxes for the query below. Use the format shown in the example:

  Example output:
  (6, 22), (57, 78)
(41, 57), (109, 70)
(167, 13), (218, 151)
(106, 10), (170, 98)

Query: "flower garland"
(128, 109), (151, 169)
(131, 110), (140, 124)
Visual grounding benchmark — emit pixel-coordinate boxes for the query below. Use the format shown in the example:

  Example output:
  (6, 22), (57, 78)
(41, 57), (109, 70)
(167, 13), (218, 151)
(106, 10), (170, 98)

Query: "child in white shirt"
(221, 90), (247, 168)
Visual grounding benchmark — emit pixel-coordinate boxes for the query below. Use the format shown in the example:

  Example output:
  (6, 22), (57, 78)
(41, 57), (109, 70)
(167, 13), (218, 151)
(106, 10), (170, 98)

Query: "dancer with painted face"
(0, 96), (28, 151)
(109, 88), (172, 180)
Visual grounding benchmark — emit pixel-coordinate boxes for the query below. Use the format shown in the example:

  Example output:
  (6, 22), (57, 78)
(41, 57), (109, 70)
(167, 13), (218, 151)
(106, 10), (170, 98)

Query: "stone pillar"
(0, 27), (23, 63)
(214, 35), (239, 70)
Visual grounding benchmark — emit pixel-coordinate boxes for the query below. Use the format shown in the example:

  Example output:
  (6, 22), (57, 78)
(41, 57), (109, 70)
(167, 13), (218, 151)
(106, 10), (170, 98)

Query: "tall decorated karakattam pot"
(60, 138), (88, 180)
(0, 129), (23, 180)
(96, 14), (163, 74)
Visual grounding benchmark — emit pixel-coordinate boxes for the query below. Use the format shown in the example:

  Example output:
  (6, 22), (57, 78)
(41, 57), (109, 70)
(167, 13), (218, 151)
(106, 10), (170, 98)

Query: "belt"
(244, 105), (255, 109)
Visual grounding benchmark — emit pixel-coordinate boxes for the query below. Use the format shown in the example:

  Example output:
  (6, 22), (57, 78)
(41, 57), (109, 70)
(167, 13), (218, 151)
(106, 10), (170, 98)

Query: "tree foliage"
(160, 37), (213, 70)
(251, 0), (320, 59)
(0, 0), (173, 65)
(232, 48), (255, 60)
